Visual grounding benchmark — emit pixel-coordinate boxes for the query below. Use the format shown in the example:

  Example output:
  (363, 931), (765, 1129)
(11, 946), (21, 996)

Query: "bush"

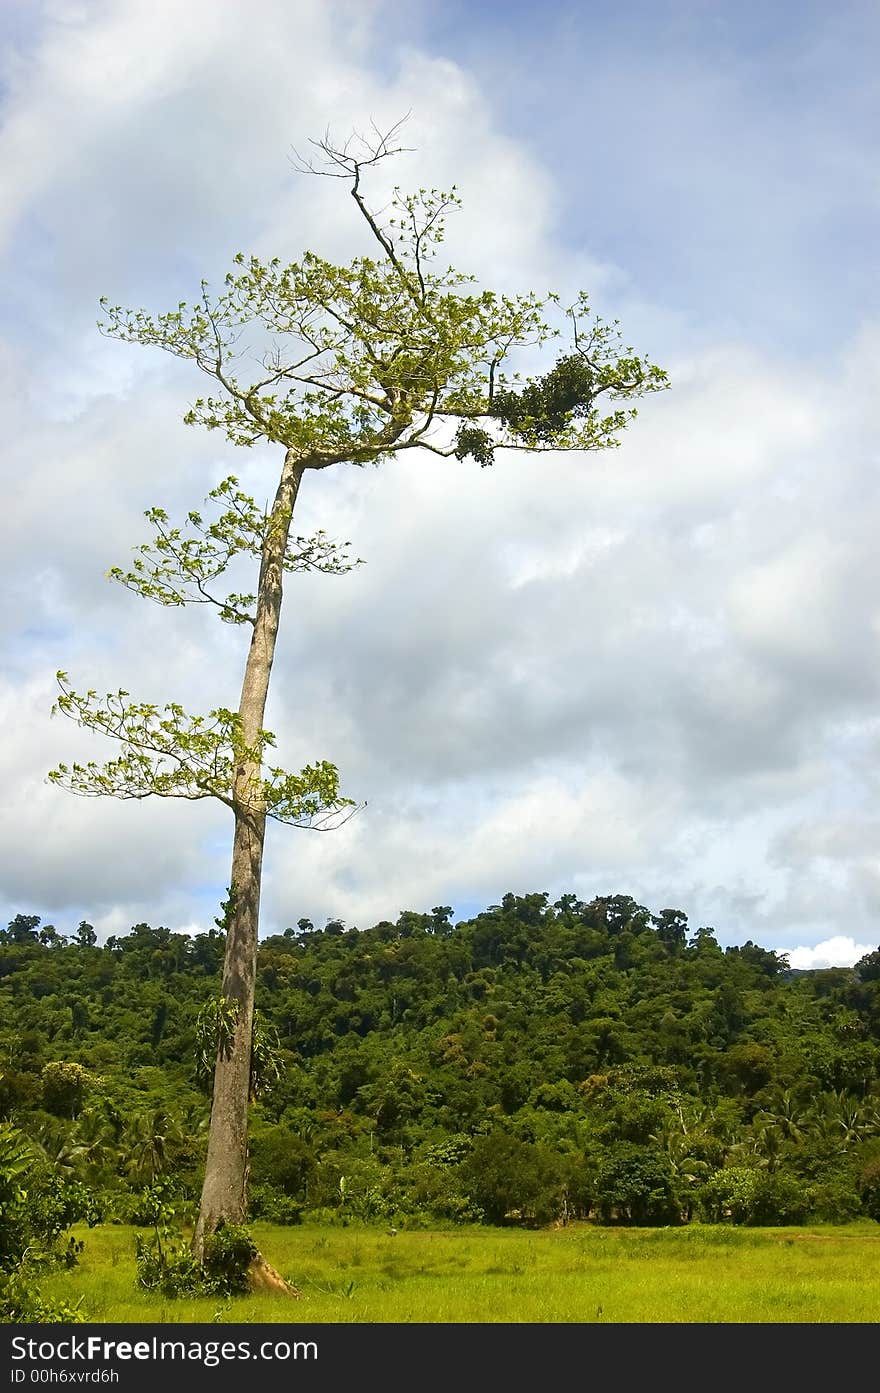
(698, 1167), (810, 1225)
(202, 1224), (258, 1294)
(0, 1125), (32, 1268)
(310, 1154), (396, 1222)
(590, 1142), (680, 1225)
(397, 1161), (482, 1224)
(248, 1184), (303, 1225)
(248, 1126), (315, 1197)
(136, 1220), (257, 1297)
(28, 1173), (103, 1245)
(808, 1179), (862, 1224)
(697, 1167), (760, 1224)
(125, 1178), (193, 1227)
(0, 1271), (84, 1323)
(0, 1124), (91, 1320)
(858, 1156), (880, 1221)
(134, 1233), (199, 1295)
(457, 1130), (568, 1225)
(748, 1173), (810, 1226)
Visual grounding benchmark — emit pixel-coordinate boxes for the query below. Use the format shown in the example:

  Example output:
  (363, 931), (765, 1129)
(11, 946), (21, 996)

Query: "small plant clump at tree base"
(133, 1182), (292, 1299)
(47, 119), (668, 1289)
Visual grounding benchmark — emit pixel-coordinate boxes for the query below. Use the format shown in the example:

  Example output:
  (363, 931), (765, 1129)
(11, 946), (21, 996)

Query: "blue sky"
(403, 0), (879, 356)
(0, 0), (878, 969)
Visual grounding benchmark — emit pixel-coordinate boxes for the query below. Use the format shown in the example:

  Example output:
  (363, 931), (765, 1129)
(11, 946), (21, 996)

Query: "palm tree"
(814, 1091), (879, 1148)
(126, 1109), (183, 1185)
(33, 1126), (87, 1175)
(71, 1109), (117, 1182)
(650, 1111), (712, 1218)
(754, 1088), (810, 1146)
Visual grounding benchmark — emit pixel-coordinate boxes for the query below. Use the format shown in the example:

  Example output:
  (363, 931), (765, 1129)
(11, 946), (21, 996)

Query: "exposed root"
(248, 1252), (300, 1297)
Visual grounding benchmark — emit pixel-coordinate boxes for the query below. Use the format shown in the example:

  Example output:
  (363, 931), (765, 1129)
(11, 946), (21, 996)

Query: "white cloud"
(1, 0), (878, 958)
(788, 937), (874, 971)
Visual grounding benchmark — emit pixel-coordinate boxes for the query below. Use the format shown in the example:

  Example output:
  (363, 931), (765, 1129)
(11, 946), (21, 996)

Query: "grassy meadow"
(37, 1221), (880, 1323)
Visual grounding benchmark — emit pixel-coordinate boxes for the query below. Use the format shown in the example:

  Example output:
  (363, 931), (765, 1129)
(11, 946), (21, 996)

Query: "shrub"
(808, 1179), (862, 1224)
(590, 1142), (680, 1225)
(202, 1224), (258, 1292)
(124, 1178), (194, 1227)
(27, 1173), (103, 1245)
(457, 1130), (568, 1225)
(748, 1173), (810, 1226)
(0, 1125), (31, 1268)
(397, 1161), (482, 1224)
(858, 1156), (880, 1221)
(697, 1167), (760, 1224)
(0, 1124), (90, 1320)
(0, 1271), (84, 1323)
(698, 1167), (810, 1225)
(134, 1233), (200, 1295)
(248, 1126), (315, 1197)
(248, 1184), (303, 1225)
(136, 1220), (257, 1297)
(309, 1154), (397, 1222)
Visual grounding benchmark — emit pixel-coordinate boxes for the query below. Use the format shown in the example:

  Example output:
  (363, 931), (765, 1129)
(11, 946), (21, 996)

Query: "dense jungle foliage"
(2, 892), (879, 1272)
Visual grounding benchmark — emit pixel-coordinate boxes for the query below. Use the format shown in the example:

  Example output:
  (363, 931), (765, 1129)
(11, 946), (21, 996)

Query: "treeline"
(2, 893), (880, 1230)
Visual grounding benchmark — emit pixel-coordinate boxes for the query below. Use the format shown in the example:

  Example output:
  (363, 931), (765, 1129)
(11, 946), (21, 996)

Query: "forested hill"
(2, 892), (879, 1227)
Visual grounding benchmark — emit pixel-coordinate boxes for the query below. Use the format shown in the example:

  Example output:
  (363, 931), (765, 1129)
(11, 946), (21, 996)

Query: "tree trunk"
(192, 807), (264, 1248)
(193, 449), (305, 1256)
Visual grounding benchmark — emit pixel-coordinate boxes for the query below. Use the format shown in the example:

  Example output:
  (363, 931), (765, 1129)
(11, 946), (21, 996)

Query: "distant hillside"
(2, 893), (879, 1228)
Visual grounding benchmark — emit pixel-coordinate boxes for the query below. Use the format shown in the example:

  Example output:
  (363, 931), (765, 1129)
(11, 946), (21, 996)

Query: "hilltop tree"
(74, 921), (97, 949)
(49, 122), (668, 1260)
(5, 915), (41, 945)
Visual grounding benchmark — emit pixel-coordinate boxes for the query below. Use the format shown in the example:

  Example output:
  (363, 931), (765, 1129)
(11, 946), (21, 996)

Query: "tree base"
(247, 1252), (300, 1297)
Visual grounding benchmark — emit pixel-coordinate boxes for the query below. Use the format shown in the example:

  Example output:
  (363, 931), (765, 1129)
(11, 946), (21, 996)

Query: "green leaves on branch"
(98, 188), (666, 467)
(455, 300), (669, 467)
(453, 424), (497, 467)
(0, 1123), (32, 1206)
(48, 673), (354, 827)
(108, 475), (361, 624)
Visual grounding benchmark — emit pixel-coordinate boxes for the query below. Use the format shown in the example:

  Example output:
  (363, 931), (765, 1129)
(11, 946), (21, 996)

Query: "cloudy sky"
(1, 0), (878, 968)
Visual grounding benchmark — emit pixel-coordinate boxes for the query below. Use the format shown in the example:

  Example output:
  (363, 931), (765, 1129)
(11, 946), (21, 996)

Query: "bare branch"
(269, 799), (365, 831)
(290, 114), (413, 180)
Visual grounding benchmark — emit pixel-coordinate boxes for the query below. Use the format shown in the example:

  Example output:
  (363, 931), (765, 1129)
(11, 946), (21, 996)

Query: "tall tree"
(49, 123), (668, 1255)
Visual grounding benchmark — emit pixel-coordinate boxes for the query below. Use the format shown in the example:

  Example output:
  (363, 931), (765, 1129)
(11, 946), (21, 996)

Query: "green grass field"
(36, 1221), (880, 1323)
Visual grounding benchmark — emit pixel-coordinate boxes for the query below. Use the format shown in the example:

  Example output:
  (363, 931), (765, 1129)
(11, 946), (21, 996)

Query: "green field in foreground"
(34, 1221), (880, 1323)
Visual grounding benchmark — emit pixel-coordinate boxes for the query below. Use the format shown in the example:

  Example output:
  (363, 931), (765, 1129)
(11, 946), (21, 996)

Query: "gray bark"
(194, 448), (304, 1254)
